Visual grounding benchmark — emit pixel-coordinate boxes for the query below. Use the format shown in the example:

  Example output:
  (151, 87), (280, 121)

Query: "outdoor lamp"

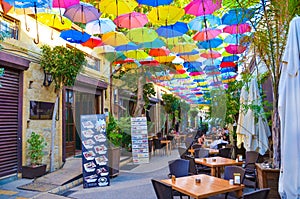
(43, 69), (53, 87)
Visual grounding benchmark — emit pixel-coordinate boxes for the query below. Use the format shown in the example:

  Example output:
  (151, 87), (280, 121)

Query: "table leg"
(211, 168), (216, 177)
(235, 189), (243, 198)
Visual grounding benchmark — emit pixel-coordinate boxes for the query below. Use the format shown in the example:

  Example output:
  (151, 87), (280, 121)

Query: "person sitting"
(210, 136), (229, 149)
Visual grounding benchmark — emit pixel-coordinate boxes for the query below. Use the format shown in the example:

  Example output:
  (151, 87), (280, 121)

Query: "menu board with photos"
(81, 114), (110, 188)
(131, 117), (149, 164)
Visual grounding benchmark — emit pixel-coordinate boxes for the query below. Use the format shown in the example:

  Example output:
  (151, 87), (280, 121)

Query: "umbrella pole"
(23, 8), (30, 32)
(33, 3), (39, 44)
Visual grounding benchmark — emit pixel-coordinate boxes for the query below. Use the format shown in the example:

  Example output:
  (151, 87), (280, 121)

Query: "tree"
(162, 93), (180, 134)
(189, 108), (199, 128)
(40, 45), (86, 172)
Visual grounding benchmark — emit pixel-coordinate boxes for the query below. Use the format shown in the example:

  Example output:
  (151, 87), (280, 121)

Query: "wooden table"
(188, 148), (219, 156)
(174, 134), (186, 147)
(161, 174), (244, 199)
(195, 157), (243, 177)
(161, 140), (171, 156)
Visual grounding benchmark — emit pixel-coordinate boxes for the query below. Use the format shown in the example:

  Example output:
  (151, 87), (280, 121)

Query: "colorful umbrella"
(221, 67), (236, 73)
(220, 62), (236, 68)
(222, 55), (239, 62)
(138, 38), (166, 48)
(63, 2), (101, 24)
(136, 0), (173, 7)
(188, 15), (221, 31)
(0, 0), (12, 14)
(102, 52), (126, 62)
(177, 50), (199, 56)
(124, 50), (149, 60)
(221, 72), (237, 79)
(222, 0), (260, 9)
(202, 58), (221, 66)
(223, 34), (248, 44)
(85, 18), (116, 35)
(102, 31), (129, 46)
(148, 5), (185, 26)
(184, 0), (222, 16)
(115, 42), (139, 51)
(225, 44), (247, 54)
(223, 23), (252, 34)
(126, 27), (158, 43)
(99, 0), (138, 16)
(139, 60), (160, 66)
(222, 8), (255, 25)
(93, 45), (115, 54)
(149, 48), (170, 56)
(114, 12), (148, 29)
(197, 38), (223, 49)
(81, 36), (103, 49)
(36, 13), (72, 30)
(171, 43), (197, 53)
(180, 54), (201, 62)
(114, 58), (135, 64)
(52, 0), (78, 8)
(154, 55), (176, 63)
(193, 28), (222, 41)
(156, 22), (188, 38)
(200, 50), (221, 58)
(60, 29), (91, 43)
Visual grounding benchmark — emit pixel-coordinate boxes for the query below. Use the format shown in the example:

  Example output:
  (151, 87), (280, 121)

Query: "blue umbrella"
(197, 38), (223, 49)
(60, 30), (91, 44)
(138, 38), (166, 48)
(224, 34), (245, 44)
(156, 22), (188, 38)
(183, 61), (202, 69)
(222, 8), (255, 25)
(115, 42), (139, 51)
(188, 15), (221, 31)
(136, 0), (173, 7)
(221, 67), (236, 73)
(222, 55), (240, 62)
(177, 49), (199, 56)
(203, 59), (221, 66)
(204, 65), (219, 71)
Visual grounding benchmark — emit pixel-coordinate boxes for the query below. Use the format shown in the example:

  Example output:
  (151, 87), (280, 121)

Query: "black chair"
(184, 155), (199, 175)
(153, 139), (165, 156)
(194, 148), (209, 158)
(223, 166), (246, 199)
(178, 146), (188, 159)
(151, 179), (174, 199)
(217, 142), (227, 149)
(242, 188), (270, 199)
(219, 147), (232, 158)
(191, 143), (202, 149)
(168, 159), (190, 199)
(243, 151), (259, 189)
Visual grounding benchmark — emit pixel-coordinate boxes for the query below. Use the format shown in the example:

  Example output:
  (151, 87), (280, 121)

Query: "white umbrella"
(236, 84), (248, 148)
(278, 16), (300, 198)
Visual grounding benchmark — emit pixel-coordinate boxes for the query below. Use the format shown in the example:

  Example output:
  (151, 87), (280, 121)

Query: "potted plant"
(22, 132), (47, 179)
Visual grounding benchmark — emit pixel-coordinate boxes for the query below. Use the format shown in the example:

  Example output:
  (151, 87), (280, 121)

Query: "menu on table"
(81, 114), (110, 188)
(131, 117), (149, 164)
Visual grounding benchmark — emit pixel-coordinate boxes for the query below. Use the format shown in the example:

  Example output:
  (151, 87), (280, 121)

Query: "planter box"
(256, 163), (280, 199)
(22, 164), (47, 179)
(108, 147), (121, 177)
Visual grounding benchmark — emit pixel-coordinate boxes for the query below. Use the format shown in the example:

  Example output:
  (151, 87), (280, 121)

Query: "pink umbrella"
(200, 50), (221, 58)
(114, 12), (148, 29)
(184, 0), (222, 16)
(225, 44), (247, 54)
(193, 28), (221, 41)
(223, 23), (252, 34)
(52, 0), (79, 8)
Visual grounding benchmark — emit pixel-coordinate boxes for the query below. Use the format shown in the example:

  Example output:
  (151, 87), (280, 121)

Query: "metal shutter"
(0, 68), (20, 178)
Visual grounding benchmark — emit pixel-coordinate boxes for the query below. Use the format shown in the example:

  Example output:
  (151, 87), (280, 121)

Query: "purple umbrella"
(64, 2), (101, 24)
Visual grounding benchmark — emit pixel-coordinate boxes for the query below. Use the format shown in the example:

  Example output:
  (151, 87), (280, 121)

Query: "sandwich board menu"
(131, 117), (149, 164)
(81, 114), (110, 188)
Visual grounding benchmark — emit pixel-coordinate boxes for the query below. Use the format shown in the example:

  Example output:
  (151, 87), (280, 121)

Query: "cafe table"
(160, 140), (171, 156)
(188, 148), (219, 156)
(161, 174), (244, 199)
(195, 157), (244, 177)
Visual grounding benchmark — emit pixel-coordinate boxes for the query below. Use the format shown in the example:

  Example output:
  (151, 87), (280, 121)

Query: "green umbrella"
(126, 27), (158, 43)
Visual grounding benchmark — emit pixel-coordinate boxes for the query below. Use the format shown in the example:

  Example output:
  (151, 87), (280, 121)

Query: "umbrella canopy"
(60, 29), (91, 43)
(222, 55), (240, 62)
(154, 55), (176, 63)
(149, 48), (170, 56)
(99, 0), (138, 16)
(126, 27), (158, 43)
(171, 43), (197, 53)
(184, 0), (222, 16)
(225, 44), (247, 54)
(63, 2), (101, 24)
(197, 38), (223, 49)
(136, 0), (173, 7)
(0, 0), (12, 14)
(188, 14), (221, 31)
(115, 42), (139, 51)
(138, 38), (166, 48)
(193, 28), (222, 41)
(222, 8), (255, 25)
(114, 12), (148, 29)
(52, 0), (78, 8)
(102, 31), (130, 46)
(200, 50), (221, 58)
(93, 45), (115, 54)
(36, 13), (72, 30)
(156, 22), (188, 38)
(81, 36), (103, 49)
(148, 5), (185, 26)
(85, 18), (116, 35)
(223, 23), (252, 34)
(124, 50), (149, 60)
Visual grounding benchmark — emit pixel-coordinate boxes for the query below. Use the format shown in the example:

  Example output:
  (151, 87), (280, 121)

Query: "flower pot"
(22, 164), (47, 179)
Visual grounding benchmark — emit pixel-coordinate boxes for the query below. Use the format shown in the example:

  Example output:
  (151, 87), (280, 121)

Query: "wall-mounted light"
(43, 69), (53, 87)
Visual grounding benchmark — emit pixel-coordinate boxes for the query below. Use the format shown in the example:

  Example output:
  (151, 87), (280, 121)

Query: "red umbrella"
(200, 50), (221, 58)
(193, 29), (221, 41)
(225, 44), (247, 54)
(0, 0), (12, 14)
(114, 12), (148, 29)
(149, 48), (170, 56)
(223, 23), (251, 34)
(139, 60), (160, 66)
(220, 62), (237, 68)
(114, 58), (135, 64)
(81, 37), (103, 49)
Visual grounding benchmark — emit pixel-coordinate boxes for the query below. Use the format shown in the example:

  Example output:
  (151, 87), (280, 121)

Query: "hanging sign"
(81, 114), (110, 188)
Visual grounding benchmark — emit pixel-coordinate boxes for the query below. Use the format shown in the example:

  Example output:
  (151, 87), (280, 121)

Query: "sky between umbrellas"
(3, 0), (261, 105)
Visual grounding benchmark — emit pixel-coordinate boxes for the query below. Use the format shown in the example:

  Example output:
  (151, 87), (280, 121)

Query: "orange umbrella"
(102, 31), (129, 46)
(81, 37), (103, 49)
(0, 0), (12, 14)
(149, 48), (170, 56)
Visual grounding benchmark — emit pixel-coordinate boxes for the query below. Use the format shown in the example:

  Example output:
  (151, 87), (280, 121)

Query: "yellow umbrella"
(37, 13), (72, 30)
(102, 31), (130, 46)
(154, 55), (176, 63)
(171, 43), (197, 53)
(148, 5), (185, 26)
(124, 50), (149, 60)
(180, 54), (201, 62)
(99, 0), (138, 16)
(121, 62), (138, 71)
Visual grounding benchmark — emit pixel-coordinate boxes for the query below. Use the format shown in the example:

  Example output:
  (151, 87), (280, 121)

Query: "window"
(0, 15), (19, 39)
(29, 101), (54, 120)
(85, 54), (101, 72)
